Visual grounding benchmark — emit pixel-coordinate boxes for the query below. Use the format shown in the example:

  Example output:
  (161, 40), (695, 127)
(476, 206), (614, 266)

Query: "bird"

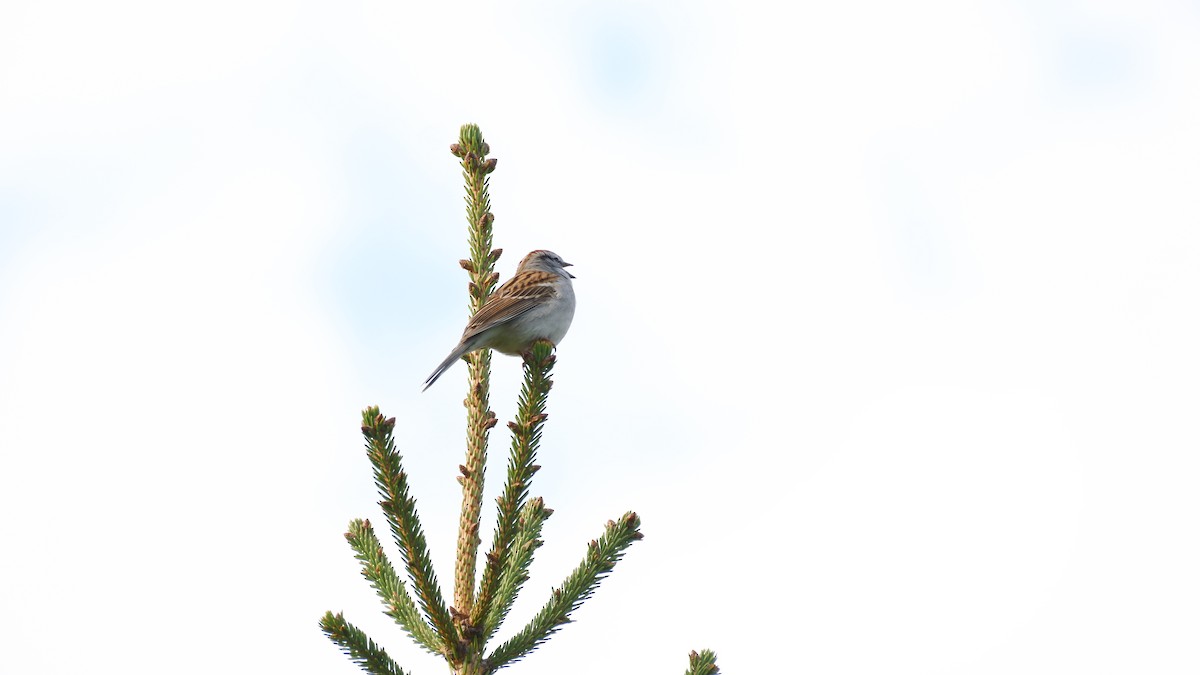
(423, 249), (576, 391)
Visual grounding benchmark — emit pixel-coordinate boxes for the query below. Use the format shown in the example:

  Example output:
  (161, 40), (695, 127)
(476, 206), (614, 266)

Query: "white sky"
(2, 1), (1199, 673)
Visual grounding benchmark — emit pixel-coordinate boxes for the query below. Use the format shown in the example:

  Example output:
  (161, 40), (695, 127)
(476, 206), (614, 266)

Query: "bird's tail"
(423, 345), (468, 391)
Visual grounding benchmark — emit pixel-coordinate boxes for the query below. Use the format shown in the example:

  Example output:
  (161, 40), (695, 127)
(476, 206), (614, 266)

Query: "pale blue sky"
(2, 2), (1199, 674)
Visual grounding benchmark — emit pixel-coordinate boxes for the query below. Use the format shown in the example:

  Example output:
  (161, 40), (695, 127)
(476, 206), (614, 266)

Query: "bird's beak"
(562, 261), (575, 278)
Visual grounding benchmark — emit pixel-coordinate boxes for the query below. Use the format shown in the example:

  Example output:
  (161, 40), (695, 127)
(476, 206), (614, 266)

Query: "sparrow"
(423, 250), (576, 391)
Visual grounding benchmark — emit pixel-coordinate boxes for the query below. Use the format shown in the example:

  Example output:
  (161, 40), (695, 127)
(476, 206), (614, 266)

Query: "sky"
(2, 1), (1199, 673)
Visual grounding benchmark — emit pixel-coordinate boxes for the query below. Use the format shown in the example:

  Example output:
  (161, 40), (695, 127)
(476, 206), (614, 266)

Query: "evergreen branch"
(450, 124), (501, 623)
(481, 497), (552, 643)
(472, 341), (556, 634)
(344, 518), (444, 654)
(684, 650), (720, 675)
(361, 407), (458, 656)
(320, 611), (411, 675)
(484, 512), (644, 672)
(451, 123), (501, 316)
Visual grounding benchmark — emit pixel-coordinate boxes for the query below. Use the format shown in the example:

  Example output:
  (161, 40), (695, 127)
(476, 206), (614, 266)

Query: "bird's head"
(518, 249), (574, 278)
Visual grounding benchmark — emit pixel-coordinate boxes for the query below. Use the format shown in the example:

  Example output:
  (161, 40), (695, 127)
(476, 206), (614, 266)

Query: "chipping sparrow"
(423, 250), (576, 391)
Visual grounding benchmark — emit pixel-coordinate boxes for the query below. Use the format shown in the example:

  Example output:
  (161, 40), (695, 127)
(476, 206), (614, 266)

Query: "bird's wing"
(461, 270), (558, 341)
